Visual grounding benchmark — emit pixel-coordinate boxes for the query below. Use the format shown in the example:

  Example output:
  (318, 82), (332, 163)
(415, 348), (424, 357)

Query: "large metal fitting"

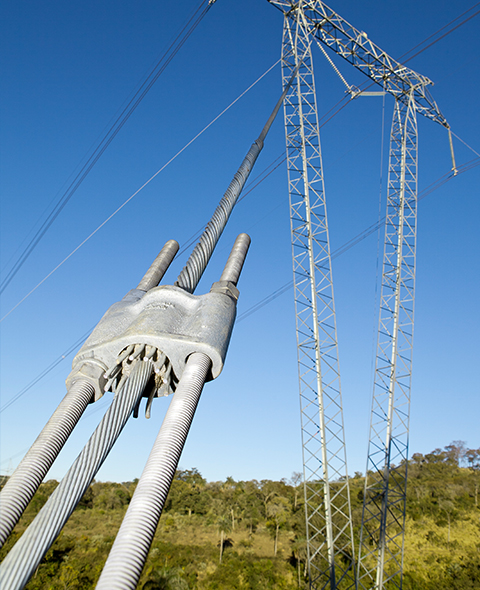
(66, 285), (238, 401)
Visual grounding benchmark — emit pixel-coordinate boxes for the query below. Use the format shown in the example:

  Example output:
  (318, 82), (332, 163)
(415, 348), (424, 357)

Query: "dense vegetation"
(1, 442), (479, 589)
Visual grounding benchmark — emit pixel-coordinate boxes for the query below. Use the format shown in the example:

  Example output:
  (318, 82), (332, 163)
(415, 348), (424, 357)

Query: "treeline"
(0, 442), (479, 589)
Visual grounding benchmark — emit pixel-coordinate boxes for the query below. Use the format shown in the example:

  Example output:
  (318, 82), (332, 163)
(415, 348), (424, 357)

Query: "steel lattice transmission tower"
(267, 1), (454, 588)
(357, 93), (418, 590)
(281, 7), (356, 589)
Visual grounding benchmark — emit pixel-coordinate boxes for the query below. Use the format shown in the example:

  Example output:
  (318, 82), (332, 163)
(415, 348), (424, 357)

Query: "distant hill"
(1, 443), (479, 589)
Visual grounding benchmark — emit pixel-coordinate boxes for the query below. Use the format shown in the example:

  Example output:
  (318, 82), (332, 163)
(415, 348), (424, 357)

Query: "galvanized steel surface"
(136, 239), (179, 292)
(358, 94), (418, 590)
(0, 379), (94, 547)
(96, 352), (212, 590)
(0, 361), (153, 590)
(219, 233), (251, 285)
(268, 0), (449, 127)
(281, 12), (356, 589)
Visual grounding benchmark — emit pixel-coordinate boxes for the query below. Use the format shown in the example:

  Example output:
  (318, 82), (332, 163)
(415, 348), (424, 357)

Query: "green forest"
(1, 442), (479, 589)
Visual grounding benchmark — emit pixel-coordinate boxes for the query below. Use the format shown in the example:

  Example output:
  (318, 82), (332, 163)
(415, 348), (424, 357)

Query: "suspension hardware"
(66, 276), (241, 402)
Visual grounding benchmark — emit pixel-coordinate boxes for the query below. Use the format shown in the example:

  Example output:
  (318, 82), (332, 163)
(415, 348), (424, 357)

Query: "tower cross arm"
(267, 0), (449, 128)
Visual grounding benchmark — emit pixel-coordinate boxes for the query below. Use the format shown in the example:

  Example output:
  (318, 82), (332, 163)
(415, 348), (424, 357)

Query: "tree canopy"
(1, 442), (479, 589)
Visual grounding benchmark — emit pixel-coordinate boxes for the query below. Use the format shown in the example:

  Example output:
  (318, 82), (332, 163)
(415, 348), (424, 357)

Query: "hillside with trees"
(1, 442), (479, 589)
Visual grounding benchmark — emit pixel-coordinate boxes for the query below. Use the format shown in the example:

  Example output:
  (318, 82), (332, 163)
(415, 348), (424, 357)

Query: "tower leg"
(282, 8), (356, 589)
(358, 93), (418, 590)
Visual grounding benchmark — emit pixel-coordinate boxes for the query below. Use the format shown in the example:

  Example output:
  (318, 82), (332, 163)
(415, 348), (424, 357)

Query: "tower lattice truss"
(282, 11), (356, 590)
(358, 93), (418, 590)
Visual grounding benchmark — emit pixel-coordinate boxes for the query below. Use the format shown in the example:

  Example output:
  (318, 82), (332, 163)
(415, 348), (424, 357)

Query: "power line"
(0, 60), (280, 324)
(175, 152), (287, 260)
(3, 149), (478, 421)
(397, 3), (480, 64)
(4, 0), (477, 317)
(451, 131), (480, 158)
(2, 4), (479, 414)
(6, 153), (477, 420)
(402, 6), (480, 63)
(0, 0), (212, 296)
(238, 155), (480, 323)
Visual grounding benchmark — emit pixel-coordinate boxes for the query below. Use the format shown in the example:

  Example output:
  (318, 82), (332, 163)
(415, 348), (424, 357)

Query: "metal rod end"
(137, 240), (179, 291)
(219, 233), (251, 286)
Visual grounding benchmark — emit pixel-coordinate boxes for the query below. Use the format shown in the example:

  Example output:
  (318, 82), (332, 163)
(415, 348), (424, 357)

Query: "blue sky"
(1, 0), (479, 484)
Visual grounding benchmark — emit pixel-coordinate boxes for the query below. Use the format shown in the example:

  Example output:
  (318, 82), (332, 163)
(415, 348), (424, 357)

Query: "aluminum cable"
(0, 360), (153, 590)
(174, 143), (261, 293)
(0, 379), (94, 548)
(97, 237), (249, 588)
(175, 66), (299, 294)
(96, 352), (211, 590)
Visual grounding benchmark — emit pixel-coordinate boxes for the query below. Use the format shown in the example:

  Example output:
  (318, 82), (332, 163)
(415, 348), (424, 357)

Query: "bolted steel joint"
(210, 280), (239, 301)
(66, 233), (250, 403)
(67, 360), (107, 402)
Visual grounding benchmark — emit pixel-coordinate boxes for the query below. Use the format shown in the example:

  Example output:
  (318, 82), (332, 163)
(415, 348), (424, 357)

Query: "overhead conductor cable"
(95, 77), (295, 587)
(175, 64), (299, 294)
(96, 75), (296, 588)
(0, 380), (94, 548)
(0, 360), (154, 590)
(1, 69), (294, 590)
(0, 240), (177, 550)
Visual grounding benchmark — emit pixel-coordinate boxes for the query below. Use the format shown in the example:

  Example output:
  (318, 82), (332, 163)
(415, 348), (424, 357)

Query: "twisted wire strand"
(175, 67), (298, 295)
(0, 361), (153, 590)
(96, 352), (211, 589)
(175, 144), (261, 293)
(0, 379), (94, 547)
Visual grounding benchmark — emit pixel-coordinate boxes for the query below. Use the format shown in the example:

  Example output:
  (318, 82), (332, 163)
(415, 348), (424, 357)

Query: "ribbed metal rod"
(175, 68), (298, 295)
(0, 379), (94, 548)
(136, 239), (179, 291)
(219, 233), (251, 285)
(0, 361), (153, 590)
(96, 352), (211, 590)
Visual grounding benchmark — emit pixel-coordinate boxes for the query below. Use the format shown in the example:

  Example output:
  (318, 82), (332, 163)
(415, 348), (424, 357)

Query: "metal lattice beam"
(358, 92), (418, 590)
(282, 10), (355, 589)
(269, 0), (448, 127)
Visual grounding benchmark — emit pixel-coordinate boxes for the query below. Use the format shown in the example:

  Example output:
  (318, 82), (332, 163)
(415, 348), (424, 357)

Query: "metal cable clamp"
(66, 235), (249, 406)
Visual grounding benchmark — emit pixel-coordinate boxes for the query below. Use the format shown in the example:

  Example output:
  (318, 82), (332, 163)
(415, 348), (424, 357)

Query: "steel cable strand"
(0, 379), (94, 547)
(175, 142), (261, 293)
(96, 352), (211, 590)
(0, 361), (153, 590)
(174, 68), (299, 295)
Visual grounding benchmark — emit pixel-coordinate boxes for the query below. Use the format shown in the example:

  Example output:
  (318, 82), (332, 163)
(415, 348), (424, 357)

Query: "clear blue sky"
(1, 0), (479, 484)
